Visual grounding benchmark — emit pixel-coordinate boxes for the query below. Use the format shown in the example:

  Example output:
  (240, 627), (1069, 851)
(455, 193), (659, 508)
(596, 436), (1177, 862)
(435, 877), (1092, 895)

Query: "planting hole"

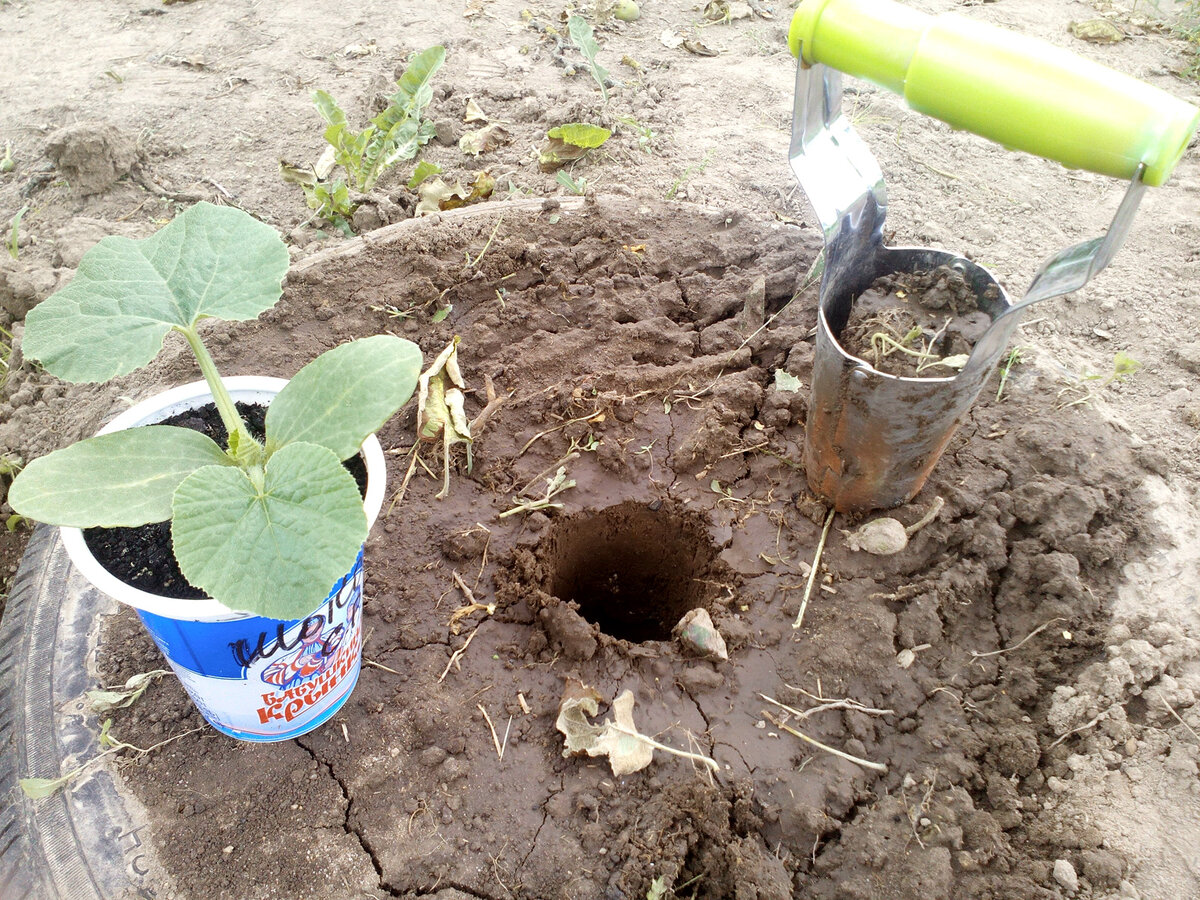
(542, 501), (721, 643)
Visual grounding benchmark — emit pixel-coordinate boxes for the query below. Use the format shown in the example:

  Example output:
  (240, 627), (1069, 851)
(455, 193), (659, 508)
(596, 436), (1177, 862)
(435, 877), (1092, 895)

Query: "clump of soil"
(839, 266), (997, 378)
(74, 201), (1150, 900)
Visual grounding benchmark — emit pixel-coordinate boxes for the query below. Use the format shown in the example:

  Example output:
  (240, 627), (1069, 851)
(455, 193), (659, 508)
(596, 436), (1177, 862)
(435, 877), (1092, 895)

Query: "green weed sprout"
(8, 203), (422, 619)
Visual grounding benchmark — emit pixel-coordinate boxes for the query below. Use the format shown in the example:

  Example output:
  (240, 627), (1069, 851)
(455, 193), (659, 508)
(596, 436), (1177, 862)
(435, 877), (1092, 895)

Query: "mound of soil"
(839, 267), (998, 378)
(84, 200), (1148, 900)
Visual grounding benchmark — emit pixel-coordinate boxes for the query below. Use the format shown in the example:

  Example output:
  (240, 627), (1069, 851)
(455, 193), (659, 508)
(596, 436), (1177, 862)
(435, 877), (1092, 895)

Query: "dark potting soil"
(92, 202), (1152, 900)
(838, 265), (997, 378)
(83, 401), (367, 601)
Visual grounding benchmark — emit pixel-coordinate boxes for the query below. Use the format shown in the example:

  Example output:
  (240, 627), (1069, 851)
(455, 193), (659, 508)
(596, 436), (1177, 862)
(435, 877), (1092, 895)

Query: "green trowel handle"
(788, 0), (1199, 186)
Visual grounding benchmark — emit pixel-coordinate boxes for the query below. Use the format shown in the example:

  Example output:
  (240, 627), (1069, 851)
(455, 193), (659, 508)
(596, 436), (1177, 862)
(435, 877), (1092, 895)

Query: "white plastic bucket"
(60, 377), (386, 742)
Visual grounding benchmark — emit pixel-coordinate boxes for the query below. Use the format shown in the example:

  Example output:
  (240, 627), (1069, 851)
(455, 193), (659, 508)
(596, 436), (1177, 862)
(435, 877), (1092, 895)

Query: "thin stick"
(466, 214), (504, 269)
(793, 508), (835, 629)
(478, 703), (505, 761)
(762, 710), (887, 773)
(364, 659), (402, 676)
(469, 375), (505, 435)
(438, 625), (480, 683)
(500, 715), (513, 760)
(387, 444), (421, 513)
(1156, 692), (1200, 744)
(610, 726), (719, 773)
(971, 618), (1063, 659)
(1046, 704), (1121, 751)
(761, 693), (893, 722)
(452, 570), (479, 605)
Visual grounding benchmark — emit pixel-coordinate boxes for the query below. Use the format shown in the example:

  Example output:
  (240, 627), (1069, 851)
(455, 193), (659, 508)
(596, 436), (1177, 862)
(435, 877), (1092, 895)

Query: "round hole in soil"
(542, 501), (722, 643)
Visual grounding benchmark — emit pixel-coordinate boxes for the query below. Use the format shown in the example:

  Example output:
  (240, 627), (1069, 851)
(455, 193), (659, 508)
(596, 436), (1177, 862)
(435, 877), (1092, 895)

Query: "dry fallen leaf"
(463, 97), (489, 123)
(556, 681), (654, 776)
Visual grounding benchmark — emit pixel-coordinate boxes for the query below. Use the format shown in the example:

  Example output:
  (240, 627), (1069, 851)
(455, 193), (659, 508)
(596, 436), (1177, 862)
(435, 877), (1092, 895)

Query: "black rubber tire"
(0, 526), (153, 900)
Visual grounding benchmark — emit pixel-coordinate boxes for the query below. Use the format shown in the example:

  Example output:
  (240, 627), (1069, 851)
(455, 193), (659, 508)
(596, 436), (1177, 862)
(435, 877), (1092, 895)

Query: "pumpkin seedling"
(7, 202), (423, 619)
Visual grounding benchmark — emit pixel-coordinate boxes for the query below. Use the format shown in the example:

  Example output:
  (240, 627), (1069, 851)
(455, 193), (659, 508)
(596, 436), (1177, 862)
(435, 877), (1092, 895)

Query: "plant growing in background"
(282, 46), (445, 230)
(7, 204), (26, 260)
(315, 45), (445, 191)
(568, 15), (610, 100)
(7, 202), (422, 618)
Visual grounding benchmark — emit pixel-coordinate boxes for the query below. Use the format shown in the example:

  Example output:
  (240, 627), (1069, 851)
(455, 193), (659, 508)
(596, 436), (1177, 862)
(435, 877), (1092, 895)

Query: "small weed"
(863, 315), (969, 375)
(665, 150), (714, 200)
(616, 115), (657, 153)
(0, 141), (14, 173)
(556, 169), (589, 195)
(499, 467), (576, 518)
(568, 14), (610, 101)
(995, 346), (1027, 401)
(1056, 351), (1141, 409)
(7, 204), (27, 260)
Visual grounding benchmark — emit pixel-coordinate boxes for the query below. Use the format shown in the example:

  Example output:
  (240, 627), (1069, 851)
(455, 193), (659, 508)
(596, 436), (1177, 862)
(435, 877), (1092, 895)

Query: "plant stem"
(176, 326), (261, 460)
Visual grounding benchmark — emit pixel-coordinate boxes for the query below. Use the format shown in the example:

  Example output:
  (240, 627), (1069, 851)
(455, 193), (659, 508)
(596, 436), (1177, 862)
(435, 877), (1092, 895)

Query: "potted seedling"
(7, 202), (422, 741)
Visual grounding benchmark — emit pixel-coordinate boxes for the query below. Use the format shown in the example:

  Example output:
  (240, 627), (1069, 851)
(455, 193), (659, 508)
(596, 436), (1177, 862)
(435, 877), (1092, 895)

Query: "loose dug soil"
(838, 267), (998, 379)
(75, 199), (1162, 900)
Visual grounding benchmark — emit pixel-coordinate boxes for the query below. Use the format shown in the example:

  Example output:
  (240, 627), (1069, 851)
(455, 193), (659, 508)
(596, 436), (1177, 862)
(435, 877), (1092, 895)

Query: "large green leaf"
(265, 335), (422, 460)
(171, 442), (367, 619)
(386, 45), (446, 123)
(7, 426), (230, 528)
(22, 203), (289, 383)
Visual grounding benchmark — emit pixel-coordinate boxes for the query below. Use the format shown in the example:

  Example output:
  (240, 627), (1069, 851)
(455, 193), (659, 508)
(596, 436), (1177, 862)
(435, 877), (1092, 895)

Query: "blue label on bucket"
(136, 549), (365, 742)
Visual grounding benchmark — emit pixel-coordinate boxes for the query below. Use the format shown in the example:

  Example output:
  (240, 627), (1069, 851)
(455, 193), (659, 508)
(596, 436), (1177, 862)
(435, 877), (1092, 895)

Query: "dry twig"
(762, 710), (887, 773)
(793, 508), (835, 630)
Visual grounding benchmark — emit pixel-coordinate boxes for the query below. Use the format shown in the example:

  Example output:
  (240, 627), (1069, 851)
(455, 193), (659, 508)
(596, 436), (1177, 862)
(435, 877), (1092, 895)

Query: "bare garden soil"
(81, 200), (1161, 899)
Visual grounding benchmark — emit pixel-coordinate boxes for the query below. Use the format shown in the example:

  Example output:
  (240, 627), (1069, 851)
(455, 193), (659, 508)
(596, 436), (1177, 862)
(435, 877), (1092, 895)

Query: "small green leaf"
(312, 90), (348, 128)
(172, 443), (367, 618)
(7, 426), (230, 528)
(408, 159), (442, 188)
(22, 203), (289, 383)
(265, 335), (422, 460)
(547, 123), (611, 149)
(430, 305), (452, 323)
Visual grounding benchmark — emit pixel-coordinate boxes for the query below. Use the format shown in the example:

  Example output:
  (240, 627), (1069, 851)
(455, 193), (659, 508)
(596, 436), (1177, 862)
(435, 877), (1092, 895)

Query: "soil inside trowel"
(838, 266), (998, 378)
(82, 402), (367, 600)
(86, 201), (1155, 900)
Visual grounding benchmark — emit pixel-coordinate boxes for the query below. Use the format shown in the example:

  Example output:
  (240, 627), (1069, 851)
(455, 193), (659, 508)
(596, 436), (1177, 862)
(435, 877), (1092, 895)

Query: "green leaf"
(567, 15), (610, 102)
(547, 123), (611, 149)
(22, 203), (289, 383)
(312, 90), (348, 128)
(172, 443), (367, 618)
(408, 159), (442, 188)
(387, 45), (447, 122)
(265, 335), (423, 460)
(20, 772), (83, 800)
(7, 426), (230, 528)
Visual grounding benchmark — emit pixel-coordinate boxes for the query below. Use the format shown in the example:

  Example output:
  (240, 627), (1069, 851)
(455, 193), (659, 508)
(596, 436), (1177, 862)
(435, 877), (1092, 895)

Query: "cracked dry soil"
(93, 199), (1150, 900)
